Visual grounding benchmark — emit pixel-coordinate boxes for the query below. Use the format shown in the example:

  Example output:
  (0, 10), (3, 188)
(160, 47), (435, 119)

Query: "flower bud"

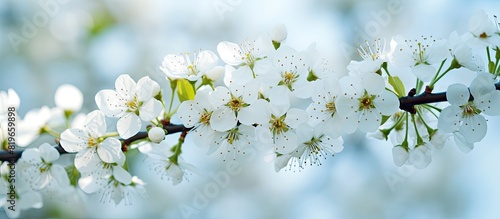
(148, 127), (165, 143)
(411, 144), (432, 169)
(392, 145), (409, 167)
(55, 84), (83, 112)
(271, 24), (287, 43)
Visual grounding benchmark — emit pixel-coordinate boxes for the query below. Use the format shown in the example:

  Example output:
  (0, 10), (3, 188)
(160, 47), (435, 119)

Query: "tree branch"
(399, 82), (500, 113)
(0, 123), (190, 163)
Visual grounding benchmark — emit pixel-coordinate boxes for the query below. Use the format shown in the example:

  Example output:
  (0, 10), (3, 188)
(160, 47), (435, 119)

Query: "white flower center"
(199, 109), (212, 125)
(403, 36), (436, 64)
(187, 64), (198, 76)
(126, 96), (140, 112)
(358, 38), (386, 61)
(38, 163), (51, 173)
(226, 96), (248, 112)
(325, 101), (336, 115)
(270, 114), (289, 136)
(88, 137), (99, 148)
(225, 127), (241, 145)
(359, 93), (375, 110)
(461, 102), (480, 117)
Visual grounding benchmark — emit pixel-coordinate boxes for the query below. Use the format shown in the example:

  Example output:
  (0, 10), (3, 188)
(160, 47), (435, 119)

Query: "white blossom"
(270, 24), (287, 43)
(54, 84), (84, 112)
(267, 46), (313, 99)
(392, 145), (409, 167)
(178, 86), (218, 147)
(284, 124), (343, 170)
(406, 143), (432, 169)
(302, 43), (338, 81)
(209, 125), (256, 161)
(307, 77), (356, 138)
(17, 106), (65, 147)
(349, 38), (389, 77)
(217, 36), (274, 85)
(78, 153), (132, 199)
(18, 143), (70, 191)
(147, 145), (196, 185)
(438, 73), (500, 148)
(95, 74), (163, 139)
(208, 80), (269, 131)
(391, 35), (449, 82)
(60, 110), (123, 169)
(256, 104), (307, 155)
(465, 9), (500, 47)
(160, 50), (219, 81)
(335, 74), (400, 133)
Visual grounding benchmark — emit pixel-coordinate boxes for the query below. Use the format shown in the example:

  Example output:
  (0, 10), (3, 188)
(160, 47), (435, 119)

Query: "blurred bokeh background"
(1, 0), (500, 218)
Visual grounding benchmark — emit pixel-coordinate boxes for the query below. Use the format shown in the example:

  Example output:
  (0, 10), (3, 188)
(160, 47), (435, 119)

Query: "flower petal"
(284, 108), (308, 129)
(196, 50), (218, 72)
(192, 125), (216, 148)
(458, 115), (487, 143)
(136, 76), (157, 102)
(411, 145), (432, 169)
(177, 100), (203, 127)
(477, 91), (500, 116)
(60, 128), (89, 153)
(50, 165), (70, 187)
(20, 148), (41, 164)
(274, 154), (292, 172)
(470, 73), (495, 99)
(115, 74), (137, 100)
(437, 106), (462, 133)
(138, 99), (162, 121)
(113, 165), (132, 185)
(209, 86), (231, 108)
(453, 131), (474, 153)
(239, 99), (270, 126)
(39, 143), (59, 163)
(97, 138), (123, 163)
(339, 76), (363, 97)
(446, 83), (470, 106)
(358, 109), (382, 133)
(411, 64), (435, 82)
(392, 146), (409, 167)
(84, 110), (107, 138)
(217, 41), (244, 66)
(373, 90), (399, 115)
(425, 40), (449, 64)
(275, 132), (297, 154)
(117, 113), (142, 139)
(335, 95), (359, 116)
(75, 148), (97, 170)
(361, 73), (385, 94)
(95, 90), (126, 118)
(210, 108), (237, 132)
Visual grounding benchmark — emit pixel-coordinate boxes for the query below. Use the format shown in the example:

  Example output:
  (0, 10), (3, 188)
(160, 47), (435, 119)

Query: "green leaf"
(388, 76), (405, 97)
(176, 79), (195, 102)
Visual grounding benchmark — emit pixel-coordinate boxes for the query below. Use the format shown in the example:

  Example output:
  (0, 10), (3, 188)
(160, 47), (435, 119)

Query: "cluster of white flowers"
(1, 9), (499, 217)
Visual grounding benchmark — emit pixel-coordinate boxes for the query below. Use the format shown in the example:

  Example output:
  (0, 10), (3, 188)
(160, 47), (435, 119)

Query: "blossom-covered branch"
(0, 123), (189, 162)
(399, 82), (500, 113)
(1, 9), (499, 218)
